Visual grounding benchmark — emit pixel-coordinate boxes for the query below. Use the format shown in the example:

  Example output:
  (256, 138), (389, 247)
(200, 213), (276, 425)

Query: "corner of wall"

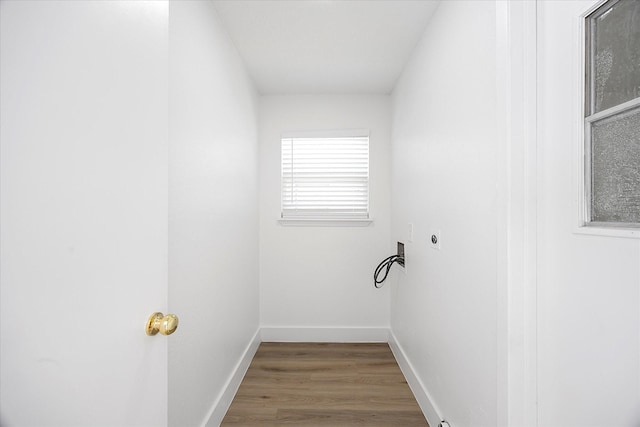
(388, 330), (441, 427)
(201, 329), (262, 427)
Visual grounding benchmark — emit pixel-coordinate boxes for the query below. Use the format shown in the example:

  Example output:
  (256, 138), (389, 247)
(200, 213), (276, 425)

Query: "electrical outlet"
(429, 230), (441, 250)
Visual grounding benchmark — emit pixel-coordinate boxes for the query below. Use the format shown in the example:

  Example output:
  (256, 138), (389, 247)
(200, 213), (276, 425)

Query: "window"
(281, 130), (370, 224)
(583, 0), (640, 227)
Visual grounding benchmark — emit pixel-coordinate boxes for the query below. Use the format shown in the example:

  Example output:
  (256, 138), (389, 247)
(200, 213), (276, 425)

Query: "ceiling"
(212, 0), (439, 95)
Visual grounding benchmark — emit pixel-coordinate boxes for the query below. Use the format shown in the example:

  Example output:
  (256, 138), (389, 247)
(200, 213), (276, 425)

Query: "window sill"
(574, 223), (640, 239)
(278, 218), (374, 227)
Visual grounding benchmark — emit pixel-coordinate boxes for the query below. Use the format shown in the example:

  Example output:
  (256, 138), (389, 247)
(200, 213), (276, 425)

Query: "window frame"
(576, 0), (640, 238)
(278, 129), (373, 227)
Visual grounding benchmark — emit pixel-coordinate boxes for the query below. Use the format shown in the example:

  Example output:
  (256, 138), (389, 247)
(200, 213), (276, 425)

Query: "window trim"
(575, 0), (640, 238)
(279, 129), (372, 227)
(277, 218), (374, 227)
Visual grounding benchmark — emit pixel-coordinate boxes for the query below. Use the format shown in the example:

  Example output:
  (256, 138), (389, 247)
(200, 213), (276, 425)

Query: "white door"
(1, 2), (170, 426)
(536, 1), (640, 426)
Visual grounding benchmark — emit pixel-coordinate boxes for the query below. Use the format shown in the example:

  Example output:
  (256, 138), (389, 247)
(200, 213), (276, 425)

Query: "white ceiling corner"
(212, 0), (439, 95)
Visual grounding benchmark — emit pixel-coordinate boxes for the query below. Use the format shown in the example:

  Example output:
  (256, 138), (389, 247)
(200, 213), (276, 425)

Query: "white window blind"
(281, 132), (369, 220)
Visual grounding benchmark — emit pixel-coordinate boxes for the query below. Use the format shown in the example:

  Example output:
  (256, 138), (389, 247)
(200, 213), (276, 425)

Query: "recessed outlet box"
(397, 241), (405, 267)
(429, 230), (441, 250)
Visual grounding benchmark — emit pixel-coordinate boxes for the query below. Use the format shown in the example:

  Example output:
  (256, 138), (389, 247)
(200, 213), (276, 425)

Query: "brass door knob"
(146, 312), (179, 336)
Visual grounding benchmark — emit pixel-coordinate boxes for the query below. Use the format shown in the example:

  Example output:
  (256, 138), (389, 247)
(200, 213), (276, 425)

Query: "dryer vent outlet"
(397, 241), (405, 267)
(438, 421), (451, 427)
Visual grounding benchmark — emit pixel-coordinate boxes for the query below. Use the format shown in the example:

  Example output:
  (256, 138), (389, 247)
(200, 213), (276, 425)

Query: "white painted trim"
(388, 331), (441, 427)
(495, 3), (510, 425)
(278, 218), (373, 227)
(523, 3), (539, 424)
(585, 97), (640, 123)
(522, 2), (539, 425)
(201, 329), (261, 427)
(497, 1), (539, 426)
(260, 326), (389, 343)
(576, 0), (590, 231)
(574, 225), (640, 239)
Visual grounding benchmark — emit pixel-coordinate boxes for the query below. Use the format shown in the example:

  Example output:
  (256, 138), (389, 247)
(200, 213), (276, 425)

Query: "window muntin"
(584, 0), (640, 227)
(281, 132), (369, 221)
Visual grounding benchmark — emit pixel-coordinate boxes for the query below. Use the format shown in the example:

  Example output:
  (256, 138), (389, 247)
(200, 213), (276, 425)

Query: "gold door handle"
(146, 312), (179, 336)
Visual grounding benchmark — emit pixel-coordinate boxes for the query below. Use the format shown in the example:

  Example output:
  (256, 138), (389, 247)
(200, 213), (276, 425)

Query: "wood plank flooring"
(221, 342), (429, 426)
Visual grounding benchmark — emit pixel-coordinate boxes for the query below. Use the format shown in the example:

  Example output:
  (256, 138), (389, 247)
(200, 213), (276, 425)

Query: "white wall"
(537, 1), (640, 425)
(1, 2), (169, 426)
(259, 95), (391, 338)
(390, 2), (498, 426)
(168, 2), (259, 426)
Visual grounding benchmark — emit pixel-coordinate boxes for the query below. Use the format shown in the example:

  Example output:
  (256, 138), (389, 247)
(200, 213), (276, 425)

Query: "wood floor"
(221, 342), (429, 426)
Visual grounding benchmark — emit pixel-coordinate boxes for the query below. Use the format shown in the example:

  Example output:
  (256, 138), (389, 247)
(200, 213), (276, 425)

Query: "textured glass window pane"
(589, 0), (640, 115)
(591, 106), (640, 223)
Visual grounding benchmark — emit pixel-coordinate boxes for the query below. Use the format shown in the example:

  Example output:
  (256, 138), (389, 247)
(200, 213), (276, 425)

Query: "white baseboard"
(201, 329), (261, 427)
(388, 330), (442, 427)
(260, 326), (390, 343)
